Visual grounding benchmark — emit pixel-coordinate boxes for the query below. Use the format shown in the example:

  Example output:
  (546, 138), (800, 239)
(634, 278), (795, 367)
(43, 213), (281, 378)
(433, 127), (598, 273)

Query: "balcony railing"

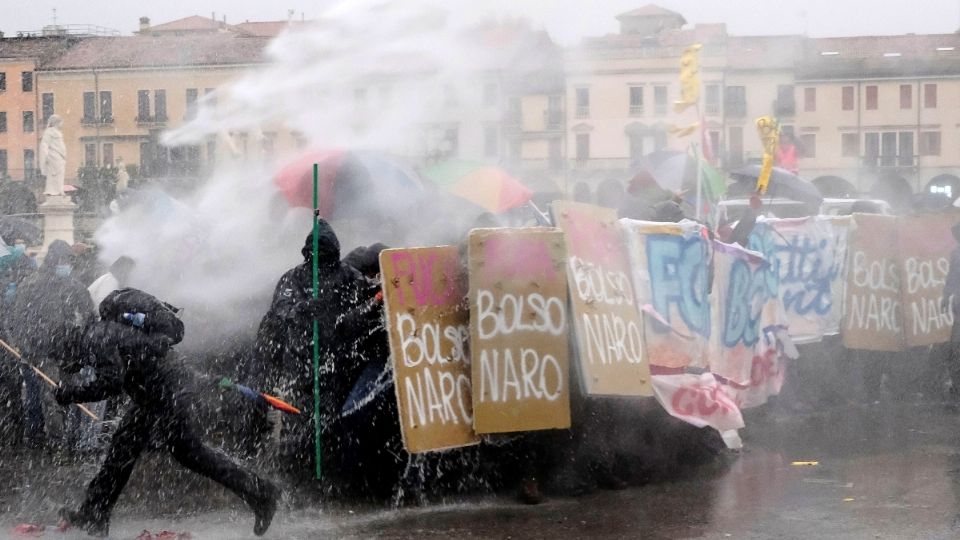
(136, 115), (168, 126)
(863, 154), (917, 168)
(575, 106), (589, 119)
(81, 116), (114, 125)
(543, 109), (564, 130)
(725, 102), (747, 118)
(629, 105), (644, 116)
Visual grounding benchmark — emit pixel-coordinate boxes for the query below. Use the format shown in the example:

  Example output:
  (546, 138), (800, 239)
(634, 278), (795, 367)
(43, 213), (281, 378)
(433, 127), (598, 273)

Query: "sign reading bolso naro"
(468, 228), (571, 434)
(553, 201), (652, 396)
(380, 246), (479, 453)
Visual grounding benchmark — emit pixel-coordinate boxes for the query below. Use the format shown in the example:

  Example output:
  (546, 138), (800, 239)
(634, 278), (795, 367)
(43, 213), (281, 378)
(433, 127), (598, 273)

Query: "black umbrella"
(0, 216), (42, 246)
(729, 164), (823, 207)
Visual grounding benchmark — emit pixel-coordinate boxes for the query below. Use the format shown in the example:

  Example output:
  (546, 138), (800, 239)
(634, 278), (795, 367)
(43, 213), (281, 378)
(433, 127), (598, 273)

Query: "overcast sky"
(4, 0), (960, 45)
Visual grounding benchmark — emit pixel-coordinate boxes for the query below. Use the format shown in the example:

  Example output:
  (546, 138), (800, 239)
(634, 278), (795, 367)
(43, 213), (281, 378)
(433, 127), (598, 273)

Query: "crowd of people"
(5, 173), (958, 537)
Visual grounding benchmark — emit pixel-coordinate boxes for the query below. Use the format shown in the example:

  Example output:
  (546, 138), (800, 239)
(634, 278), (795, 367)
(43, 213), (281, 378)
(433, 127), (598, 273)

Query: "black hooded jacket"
(272, 221), (382, 416)
(55, 289), (187, 411)
(7, 240), (94, 362)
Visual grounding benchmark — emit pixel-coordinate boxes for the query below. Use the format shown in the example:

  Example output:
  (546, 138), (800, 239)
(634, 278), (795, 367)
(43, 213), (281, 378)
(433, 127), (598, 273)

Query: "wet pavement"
(3, 401), (960, 539)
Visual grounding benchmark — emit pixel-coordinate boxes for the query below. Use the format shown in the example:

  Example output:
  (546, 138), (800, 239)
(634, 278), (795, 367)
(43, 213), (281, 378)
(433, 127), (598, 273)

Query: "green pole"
(312, 162), (322, 480)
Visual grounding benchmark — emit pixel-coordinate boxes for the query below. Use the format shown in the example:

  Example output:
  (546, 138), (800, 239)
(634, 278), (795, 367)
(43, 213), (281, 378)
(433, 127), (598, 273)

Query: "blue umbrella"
(340, 357), (393, 417)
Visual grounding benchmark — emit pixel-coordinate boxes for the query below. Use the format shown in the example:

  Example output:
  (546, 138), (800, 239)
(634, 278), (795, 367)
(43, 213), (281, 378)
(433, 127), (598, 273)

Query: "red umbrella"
(273, 149), (345, 215)
(273, 149), (423, 218)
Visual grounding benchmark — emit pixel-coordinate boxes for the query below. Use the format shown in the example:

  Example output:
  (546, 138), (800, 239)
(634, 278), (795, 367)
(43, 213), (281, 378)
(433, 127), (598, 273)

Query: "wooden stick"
(0, 338), (100, 421)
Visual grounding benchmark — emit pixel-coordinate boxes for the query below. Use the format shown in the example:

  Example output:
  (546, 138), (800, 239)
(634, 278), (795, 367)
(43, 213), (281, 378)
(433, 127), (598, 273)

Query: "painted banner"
(709, 241), (781, 386)
(468, 228), (571, 434)
(553, 201), (652, 396)
(651, 372), (745, 434)
(747, 217), (843, 344)
(380, 246), (479, 453)
(719, 327), (790, 410)
(843, 214), (902, 351)
(820, 216), (852, 336)
(898, 212), (960, 347)
(621, 219), (712, 369)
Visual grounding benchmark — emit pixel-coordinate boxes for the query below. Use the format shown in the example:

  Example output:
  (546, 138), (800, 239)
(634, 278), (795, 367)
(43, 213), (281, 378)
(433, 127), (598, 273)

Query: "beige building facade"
(520, 4), (960, 204)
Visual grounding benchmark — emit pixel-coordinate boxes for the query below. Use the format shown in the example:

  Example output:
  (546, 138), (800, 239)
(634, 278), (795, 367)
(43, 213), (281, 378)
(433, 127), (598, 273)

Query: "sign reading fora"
(468, 228), (571, 434)
(553, 201), (652, 396)
(380, 246), (479, 453)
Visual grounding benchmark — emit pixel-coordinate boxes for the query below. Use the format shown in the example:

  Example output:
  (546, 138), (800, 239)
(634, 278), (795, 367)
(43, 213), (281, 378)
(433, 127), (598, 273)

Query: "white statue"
(39, 114), (67, 197)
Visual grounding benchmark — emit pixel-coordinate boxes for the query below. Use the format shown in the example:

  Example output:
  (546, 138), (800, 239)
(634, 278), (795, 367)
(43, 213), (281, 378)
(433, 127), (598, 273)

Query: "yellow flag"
(669, 122), (700, 137)
(675, 44), (702, 113)
(755, 116), (780, 194)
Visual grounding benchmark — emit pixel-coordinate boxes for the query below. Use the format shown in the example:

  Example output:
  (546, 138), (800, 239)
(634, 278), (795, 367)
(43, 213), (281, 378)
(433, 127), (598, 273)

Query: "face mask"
(55, 264), (73, 277)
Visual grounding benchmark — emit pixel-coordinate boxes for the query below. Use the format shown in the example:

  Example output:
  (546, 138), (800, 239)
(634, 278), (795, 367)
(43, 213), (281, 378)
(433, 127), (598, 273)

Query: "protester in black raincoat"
(339, 242), (405, 499)
(55, 288), (279, 538)
(7, 239), (94, 449)
(0, 239), (35, 448)
(273, 221), (382, 490)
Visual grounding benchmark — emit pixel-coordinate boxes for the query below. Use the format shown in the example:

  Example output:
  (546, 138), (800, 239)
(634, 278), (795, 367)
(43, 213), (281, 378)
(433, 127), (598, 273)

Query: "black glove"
(54, 384), (75, 406)
(295, 298), (325, 318)
(146, 335), (172, 358)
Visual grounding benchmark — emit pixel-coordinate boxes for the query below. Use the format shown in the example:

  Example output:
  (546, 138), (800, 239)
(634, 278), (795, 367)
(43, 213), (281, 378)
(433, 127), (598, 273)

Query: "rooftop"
(40, 34), (270, 70)
(0, 36), (80, 63)
(616, 5), (685, 20)
(232, 20), (305, 38)
(142, 15), (229, 35)
(797, 33), (960, 79)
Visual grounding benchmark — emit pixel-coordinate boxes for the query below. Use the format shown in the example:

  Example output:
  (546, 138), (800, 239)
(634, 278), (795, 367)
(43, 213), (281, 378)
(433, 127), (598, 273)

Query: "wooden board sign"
(380, 246), (479, 453)
(552, 201), (652, 396)
(897, 212), (960, 347)
(468, 228), (571, 434)
(843, 214), (902, 351)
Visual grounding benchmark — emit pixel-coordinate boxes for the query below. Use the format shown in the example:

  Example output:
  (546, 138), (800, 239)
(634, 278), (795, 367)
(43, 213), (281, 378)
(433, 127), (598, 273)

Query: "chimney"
(212, 12), (216, 23)
(139, 16), (150, 33)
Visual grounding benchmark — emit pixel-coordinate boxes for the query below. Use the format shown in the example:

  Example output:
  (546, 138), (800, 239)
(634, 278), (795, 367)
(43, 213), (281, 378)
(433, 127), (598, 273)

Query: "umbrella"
(0, 216), (42, 246)
(634, 150), (698, 193)
(340, 357), (393, 417)
(423, 160), (533, 213)
(273, 149), (423, 218)
(729, 164), (823, 207)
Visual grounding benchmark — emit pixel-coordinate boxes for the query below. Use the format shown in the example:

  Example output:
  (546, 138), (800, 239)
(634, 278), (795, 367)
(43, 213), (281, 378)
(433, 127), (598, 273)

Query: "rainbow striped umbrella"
(423, 161), (533, 213)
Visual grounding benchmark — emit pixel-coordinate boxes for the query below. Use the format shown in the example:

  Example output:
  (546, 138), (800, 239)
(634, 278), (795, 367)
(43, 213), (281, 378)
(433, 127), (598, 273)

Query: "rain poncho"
(272, 221), (382, 483)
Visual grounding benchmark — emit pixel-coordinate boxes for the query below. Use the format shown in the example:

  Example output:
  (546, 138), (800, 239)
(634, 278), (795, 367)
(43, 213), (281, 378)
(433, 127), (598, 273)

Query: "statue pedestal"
(39, 195), (77, 251)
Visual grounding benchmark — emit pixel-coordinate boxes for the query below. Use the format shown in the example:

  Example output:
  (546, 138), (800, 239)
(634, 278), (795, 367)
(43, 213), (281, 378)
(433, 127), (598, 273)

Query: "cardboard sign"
(709, 241), (780, 386)
(380, 246), (479, 453)
(843, 214), (902, 351)
(621, 219), (711, 369)
(468, 228), (571, 434)
(552, 201), (652, 396)
(897, 212), (960, 347)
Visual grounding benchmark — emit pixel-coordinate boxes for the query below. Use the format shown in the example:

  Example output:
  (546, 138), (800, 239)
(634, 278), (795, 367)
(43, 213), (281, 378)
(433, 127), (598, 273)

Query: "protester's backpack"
(99, 288), (185, 344)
